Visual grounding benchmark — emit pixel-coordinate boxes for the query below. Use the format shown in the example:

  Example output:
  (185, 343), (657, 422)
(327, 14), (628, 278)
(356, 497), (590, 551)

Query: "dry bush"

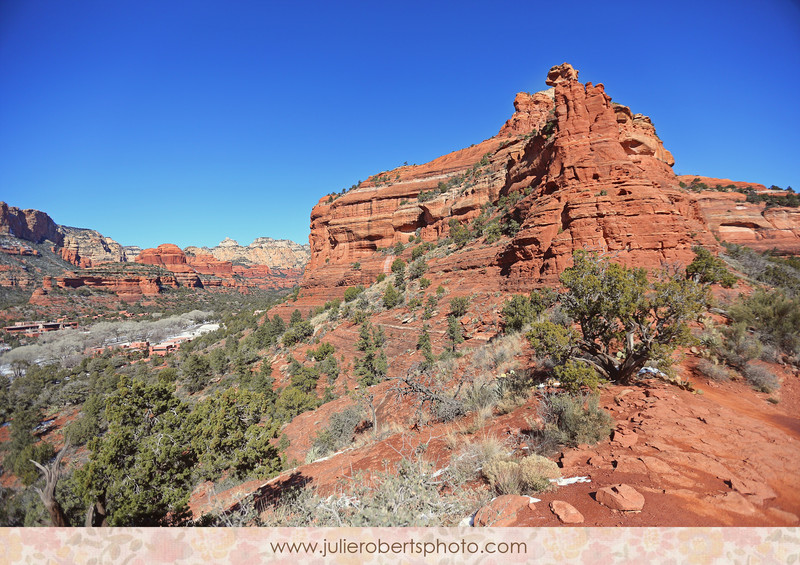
(482, 454), (560, 495)
(260, 456), (487, 527)
(742, 362), (780, 393)
(519, 454), (560, 492)
(531, 393), (613, 454)
(482, 459), (521, 495)
(696, 359), (731, 381)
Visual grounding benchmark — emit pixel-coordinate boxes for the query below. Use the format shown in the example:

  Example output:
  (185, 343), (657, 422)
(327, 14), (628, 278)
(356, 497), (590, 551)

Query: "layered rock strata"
(58, 226), (129, 267)
(0, 202), (62, 245)
(185, 237), (309, 271)
(299, 63), (722, 302)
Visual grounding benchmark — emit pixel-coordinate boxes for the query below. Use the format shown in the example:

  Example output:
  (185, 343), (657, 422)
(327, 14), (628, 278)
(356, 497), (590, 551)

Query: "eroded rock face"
(0, 202), (63, 245)
(546, 62), (580, 86)
(677, 177), (800, 254)
(498, 76), (718, 287)
(58, 227), (128, 268)
(185, 237), (309, 271)
(301, 63), (719, 300)
(136, 244), (202, 287)
(56, 271), (178, 301)
(498, 90), (555, 137)
(136, 243), (304, 291)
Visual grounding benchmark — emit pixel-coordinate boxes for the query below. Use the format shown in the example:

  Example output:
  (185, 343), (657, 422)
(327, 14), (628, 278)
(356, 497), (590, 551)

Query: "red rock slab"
(596, 484), (645, 512)
(550, 500), (584, 524)
(473, 495), (536, 527)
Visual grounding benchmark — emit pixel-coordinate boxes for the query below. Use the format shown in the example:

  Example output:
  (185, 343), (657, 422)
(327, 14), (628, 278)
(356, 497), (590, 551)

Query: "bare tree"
(30, 439), (70, 527)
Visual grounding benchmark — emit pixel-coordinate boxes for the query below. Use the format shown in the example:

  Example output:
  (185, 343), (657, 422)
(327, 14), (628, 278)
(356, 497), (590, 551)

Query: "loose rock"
(596, 484), (645, 511)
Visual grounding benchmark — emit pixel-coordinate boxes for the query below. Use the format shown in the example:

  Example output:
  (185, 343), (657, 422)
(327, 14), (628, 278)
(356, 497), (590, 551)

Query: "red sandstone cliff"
(0, 202), (63, 246)
(299, 63), (731, 302)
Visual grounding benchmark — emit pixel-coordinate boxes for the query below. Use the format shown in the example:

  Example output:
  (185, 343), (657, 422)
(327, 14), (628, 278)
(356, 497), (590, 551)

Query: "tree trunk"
(31, 440), (70, 527)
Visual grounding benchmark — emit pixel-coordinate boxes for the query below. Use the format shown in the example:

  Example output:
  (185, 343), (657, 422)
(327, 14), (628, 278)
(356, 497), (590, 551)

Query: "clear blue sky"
(1, 0), (798, 249)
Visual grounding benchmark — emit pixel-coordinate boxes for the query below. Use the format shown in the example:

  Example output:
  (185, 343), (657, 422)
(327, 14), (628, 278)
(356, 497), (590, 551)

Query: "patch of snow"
(550, 476), (591, 486)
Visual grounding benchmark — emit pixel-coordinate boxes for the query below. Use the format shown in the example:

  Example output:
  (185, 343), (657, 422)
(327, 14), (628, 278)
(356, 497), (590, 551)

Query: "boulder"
(596, 484), (645, 511)
(473, 495), (534, 527)
(550, 500), (584, 524)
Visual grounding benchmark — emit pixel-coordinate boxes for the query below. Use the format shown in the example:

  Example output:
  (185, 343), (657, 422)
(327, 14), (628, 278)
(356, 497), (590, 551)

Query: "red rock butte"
(297, 62), (737, 306)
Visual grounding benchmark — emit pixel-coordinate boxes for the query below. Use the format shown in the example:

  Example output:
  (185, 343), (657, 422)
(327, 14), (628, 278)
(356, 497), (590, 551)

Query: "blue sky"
(1, 0), (798, 249)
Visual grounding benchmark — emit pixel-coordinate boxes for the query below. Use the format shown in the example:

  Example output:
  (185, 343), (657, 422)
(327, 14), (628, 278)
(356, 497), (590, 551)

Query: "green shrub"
(344, 286), (365, 302)
(281, 320), (314, 347)
(449, 220), (471, 249)
(411, 244), (429, 260)
(309, 342), (335, 362)
(527, 321), (577, 364)
(275, 386), (319, 421)
(449, 296), (470, 317)
(419, 277), (431, 289)
(501, 294), (534, 332)
(529, 288), (558, 315)
(728, 289), (800, 355)
(553, 360), (605, 393)
(383, 284), (402, 309)
(182, 354), (212, 394)
(686, 246), (737, 287)
(484, 220), (502, 243)
(376, 273), (387, 283)
(718, 322), (763, 367)
(446, 315), (464, 352)
(408, 259), (427, 280)
(391, 258), (406, 273)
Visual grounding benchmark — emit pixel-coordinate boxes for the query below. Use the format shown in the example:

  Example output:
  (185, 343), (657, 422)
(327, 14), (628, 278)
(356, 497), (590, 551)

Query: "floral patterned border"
(1, 527), (798, 564)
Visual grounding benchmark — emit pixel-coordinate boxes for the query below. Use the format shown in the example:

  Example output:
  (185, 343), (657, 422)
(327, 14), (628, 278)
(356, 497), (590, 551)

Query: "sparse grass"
(471, 332), (523, 373)
(259, 456), (488, 527)
(445, 434), (509, 487)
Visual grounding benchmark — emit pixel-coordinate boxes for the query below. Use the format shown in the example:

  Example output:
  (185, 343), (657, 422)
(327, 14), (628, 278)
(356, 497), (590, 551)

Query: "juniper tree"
(73, 377), (197, 526)
(529, 250), (707, 385)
